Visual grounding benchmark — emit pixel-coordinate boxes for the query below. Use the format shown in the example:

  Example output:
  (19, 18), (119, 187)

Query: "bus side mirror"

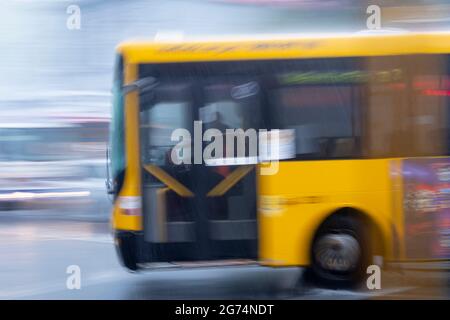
(122, 77), (158, 95)
(122, 77), (158, 112)
(105, 147), (115, 195)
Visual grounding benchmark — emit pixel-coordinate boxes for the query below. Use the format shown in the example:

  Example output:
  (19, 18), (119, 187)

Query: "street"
(0, 215), (429, 300)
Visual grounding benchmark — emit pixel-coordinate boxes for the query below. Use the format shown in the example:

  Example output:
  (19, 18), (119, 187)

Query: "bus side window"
(139, 83), (194, 167)
(269, 59), (363, 160)
(364, 55), (449, 158)
(408, 55), (448, 157)
(364, 56), (408, 158)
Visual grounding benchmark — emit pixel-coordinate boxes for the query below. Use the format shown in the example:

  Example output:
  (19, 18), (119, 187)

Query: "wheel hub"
(314, 233), (361, 272)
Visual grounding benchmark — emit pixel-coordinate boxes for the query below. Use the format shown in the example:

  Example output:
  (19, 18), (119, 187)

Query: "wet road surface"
(0, 216), (431, 300)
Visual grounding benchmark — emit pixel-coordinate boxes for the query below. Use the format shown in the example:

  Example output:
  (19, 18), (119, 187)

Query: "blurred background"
(0, 0), (449, 300)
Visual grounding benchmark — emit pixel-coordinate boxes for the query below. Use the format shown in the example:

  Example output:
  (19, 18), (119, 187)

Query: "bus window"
(202, 81), (261, 130)
(109, 55), (125, 195)
(365, 55), (448, 158)
(269, 78), (361, 159)
(140, 83), (193, 166)
(409, 55), (448, 157)
(201, 80), (262, 164)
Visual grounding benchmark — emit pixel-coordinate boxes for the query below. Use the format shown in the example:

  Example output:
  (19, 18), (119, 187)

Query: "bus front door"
(139, 78), (261, 262)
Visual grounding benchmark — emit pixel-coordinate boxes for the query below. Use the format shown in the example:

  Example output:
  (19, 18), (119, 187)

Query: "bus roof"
(117, 31), (450, 64)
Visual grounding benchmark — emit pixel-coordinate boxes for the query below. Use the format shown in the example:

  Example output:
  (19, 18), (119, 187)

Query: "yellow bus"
(107, 32), (450, 286)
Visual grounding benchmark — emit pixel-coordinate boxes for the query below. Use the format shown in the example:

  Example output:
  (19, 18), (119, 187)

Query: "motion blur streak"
(0, 191), (91, 201)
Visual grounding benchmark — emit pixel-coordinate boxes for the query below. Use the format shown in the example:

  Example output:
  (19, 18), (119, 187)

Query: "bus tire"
(309, 213), (369, 288)
(115, 232), (139, 271)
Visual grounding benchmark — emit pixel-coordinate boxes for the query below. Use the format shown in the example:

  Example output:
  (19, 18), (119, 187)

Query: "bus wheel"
(115, 232), (139, 271)
(310, 214), (368, 288)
